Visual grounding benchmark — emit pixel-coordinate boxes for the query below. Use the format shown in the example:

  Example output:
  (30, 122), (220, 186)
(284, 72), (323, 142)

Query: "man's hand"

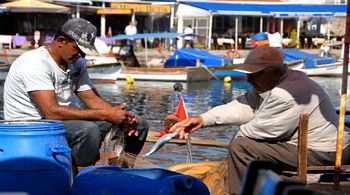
(123, 116), (139, 137)
(109, 103), (140, 137)
(107, 103), (135, 124)
(169, 116), (204, 139)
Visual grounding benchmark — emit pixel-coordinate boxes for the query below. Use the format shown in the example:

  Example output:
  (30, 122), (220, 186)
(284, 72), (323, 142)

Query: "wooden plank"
(308, 165), (350, 172)
(298, 113), (309, 184)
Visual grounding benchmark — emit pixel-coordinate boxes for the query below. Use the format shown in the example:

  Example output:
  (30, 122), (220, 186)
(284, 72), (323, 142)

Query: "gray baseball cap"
(61, 18), (98, 56)
(235, 45), (284, 74)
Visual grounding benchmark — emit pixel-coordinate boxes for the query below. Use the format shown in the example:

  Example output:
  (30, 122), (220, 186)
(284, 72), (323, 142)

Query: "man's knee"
(81, 122), (103, 143)
(229, 137), (248, 154)
(65, 121), (103, 166)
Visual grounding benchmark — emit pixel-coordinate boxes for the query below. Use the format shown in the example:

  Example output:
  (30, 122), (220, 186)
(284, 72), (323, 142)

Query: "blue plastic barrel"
(0, 120), (72, 195)
(71, 166), (210, 195)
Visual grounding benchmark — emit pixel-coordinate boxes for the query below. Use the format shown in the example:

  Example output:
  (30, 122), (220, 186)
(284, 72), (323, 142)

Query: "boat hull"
(87, 64), (122, 83)
(118, 66), (213, 82)
(301, 62), (349, 77)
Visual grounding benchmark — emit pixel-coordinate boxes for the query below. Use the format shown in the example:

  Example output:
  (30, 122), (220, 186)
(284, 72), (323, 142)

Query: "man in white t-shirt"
(183, 25), (194, 48)
(124, 21), (137, 52)
(4, 18), (148, 174)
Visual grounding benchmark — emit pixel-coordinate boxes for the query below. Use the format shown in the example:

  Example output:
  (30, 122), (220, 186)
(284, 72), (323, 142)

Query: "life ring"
(226, 48), (240, 59)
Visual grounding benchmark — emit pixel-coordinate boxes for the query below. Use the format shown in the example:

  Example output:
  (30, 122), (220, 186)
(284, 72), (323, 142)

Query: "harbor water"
(0, 77), (348, 168)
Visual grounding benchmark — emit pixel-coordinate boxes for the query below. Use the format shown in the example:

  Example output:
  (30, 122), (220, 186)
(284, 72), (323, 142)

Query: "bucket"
(0, 120), (72, 195)
(71, 166), (210, 195)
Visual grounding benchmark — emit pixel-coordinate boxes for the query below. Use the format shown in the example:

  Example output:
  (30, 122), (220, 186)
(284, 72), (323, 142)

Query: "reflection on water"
(0, 77), (348, 168)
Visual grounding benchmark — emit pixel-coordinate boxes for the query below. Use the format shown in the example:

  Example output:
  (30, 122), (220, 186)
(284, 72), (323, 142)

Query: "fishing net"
(99, 125), (160, 168)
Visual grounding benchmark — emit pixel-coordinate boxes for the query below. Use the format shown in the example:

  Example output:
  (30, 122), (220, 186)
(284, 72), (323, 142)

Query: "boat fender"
(126, 75), (134, 84)
(224, 76), (232, 83)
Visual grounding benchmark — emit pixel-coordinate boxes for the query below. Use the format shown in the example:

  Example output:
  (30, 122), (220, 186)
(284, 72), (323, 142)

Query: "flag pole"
(334, 0), (350, 189)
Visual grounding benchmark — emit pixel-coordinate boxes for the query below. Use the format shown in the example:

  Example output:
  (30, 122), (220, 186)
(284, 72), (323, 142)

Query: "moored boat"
(86, 63), (122, 83)
(282, 48), (349, 77)
(118, 66), (213, 82)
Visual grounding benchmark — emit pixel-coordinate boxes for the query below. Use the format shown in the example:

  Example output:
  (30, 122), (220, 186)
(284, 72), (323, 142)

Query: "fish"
(142, 132), (178, 157)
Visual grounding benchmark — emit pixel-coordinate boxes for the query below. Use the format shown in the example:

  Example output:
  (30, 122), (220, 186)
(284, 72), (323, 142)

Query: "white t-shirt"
(184, 27), (193, 40)
(125, 24), (137, 35)
(4, 46), (94, 120)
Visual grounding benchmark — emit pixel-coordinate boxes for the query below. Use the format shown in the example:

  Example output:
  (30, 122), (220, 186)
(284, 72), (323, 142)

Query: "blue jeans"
(63, 118), (149, 167)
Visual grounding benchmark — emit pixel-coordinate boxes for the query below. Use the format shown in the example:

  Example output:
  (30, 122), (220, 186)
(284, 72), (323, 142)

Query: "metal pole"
(297, 19), (301, 48)
(145, 37), (148, 66)
(208, 13), (213, 50)
(327, 18), (331, 41)
(170, 4), (175, 30)
(76, 4), (80, 18)
(235, 17), (238, 50)
(280, 18), (284, 39)
(100, 2), (106, 37)
(334, 0), (350, 190)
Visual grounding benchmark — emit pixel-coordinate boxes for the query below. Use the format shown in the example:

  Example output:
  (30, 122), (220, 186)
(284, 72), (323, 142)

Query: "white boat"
(117, 66), (213, 82)
(300, 61), (347, 77)
(87, 63), (122, 83)
(85, 56), (118, 67)
(85, 38), (122, 82)
(282, 48), (349, 77)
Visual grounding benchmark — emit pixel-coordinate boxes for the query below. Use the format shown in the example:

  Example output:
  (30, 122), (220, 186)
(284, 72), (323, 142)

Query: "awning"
(1, 0), (70, 13)
(183, 2), (270, 16)
(111, 32), (196, 40)
(182, 2), (347, 17)
(260, 4), (347, 17)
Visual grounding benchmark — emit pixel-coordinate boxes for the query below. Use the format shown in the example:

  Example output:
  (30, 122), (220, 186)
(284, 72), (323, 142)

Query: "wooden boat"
(86, 63), (122, 83)
(118, 66), (214, 82)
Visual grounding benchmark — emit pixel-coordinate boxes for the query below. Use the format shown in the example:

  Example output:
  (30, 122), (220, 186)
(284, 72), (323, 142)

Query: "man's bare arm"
(76, 88), (112, 109)
(29, 90), (132, 124)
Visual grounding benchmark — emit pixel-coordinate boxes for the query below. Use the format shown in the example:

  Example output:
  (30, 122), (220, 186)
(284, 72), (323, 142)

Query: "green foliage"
(194, 41), (205, 49)
(224, 62), (241, 67)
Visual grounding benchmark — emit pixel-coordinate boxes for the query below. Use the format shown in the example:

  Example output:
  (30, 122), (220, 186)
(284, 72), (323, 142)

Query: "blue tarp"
(111, 32), (196, 40)
(184, 2), (346, 17)
(281, 49), (337, 68)
(164, 48), (232, 68)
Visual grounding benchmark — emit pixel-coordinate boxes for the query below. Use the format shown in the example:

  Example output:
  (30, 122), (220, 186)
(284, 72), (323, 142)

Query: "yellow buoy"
(126, 75), (134, 85)
(223, 76), (231, 83)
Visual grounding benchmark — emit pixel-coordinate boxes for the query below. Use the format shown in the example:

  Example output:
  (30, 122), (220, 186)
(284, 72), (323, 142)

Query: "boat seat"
(282, 113), (350, 185)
